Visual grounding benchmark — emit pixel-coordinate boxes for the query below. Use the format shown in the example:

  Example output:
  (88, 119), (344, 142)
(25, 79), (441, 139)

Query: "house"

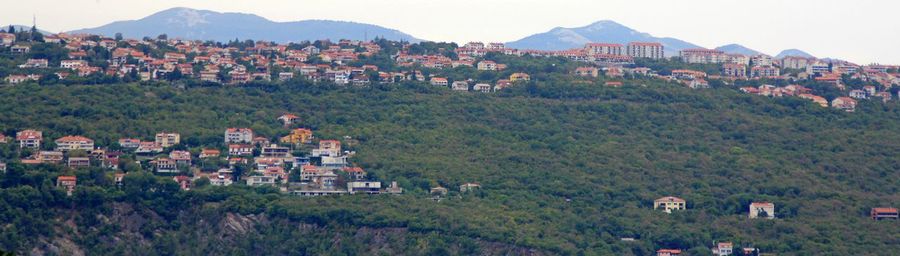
(473, 83), (492, 92)
(246, 175), (277, 186)
(460, 183), (481, 193)
(210, 169), (234, 186)
(6, 74), (39, 84)
(169, 150), (192, 166)
(671, 69), (707, 80)
(654, 196), (686, 213)
(155, 132), (180, 147)
(477, 60), (498, 71)
(712, 242), (733, 256)
(347, 181), (382, 194)
(722, 64), (747, 78)
(11, 45), (30, 54)
(154, 158), (178, 173)
(280, 128), (313, 145)
(118, 138), (142, 149)
(67, 157), (91, 168)
(385, 181), (403, 194)
(173, 176), (191, 191)
(16, 129), (42, 149)
(798, 94), (829, 107)
(494, 79), (512, 91)
(831, 97), (857, 112)
(261, 144), (291, 158)
(871, 207), (898, 220)
(451, 81), (469, 91)
(199, 149), (221, 159)
(575, 67), (600, 77)
(224, 128), (254, 143)
(317, 140), (342, 156)
(342, 167), (367, 181)
(252, 136), (271, 146)
(57, 176), (77, 196)
(431, 186), (448, 198)
(863, 85), (877, 96)
(228, 144), (253, 156)
(60, 60), (88, 69)
(0, 134), (6, 143)
(509, 73), (530, 82)
(0, 33), (14, 46)
(0, 162), (5, 172)
(278, 72), (294, 81)
(656, 249), (682, 256)
(55, 136), (94, 152)
(849, 89), (867, 99)
(37, 151), (64, 163)
(278, 114), (300, 126)
(687, 79), (710, 89)
(749, 202), (775, 219)
(19, 58), (49, 68)
(430, 77), (449, 86)
(136, 142), (163, 154)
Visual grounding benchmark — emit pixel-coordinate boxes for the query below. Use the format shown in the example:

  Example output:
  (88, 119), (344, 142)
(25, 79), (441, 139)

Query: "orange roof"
(872, 207), (898, 213)
(55, 135), (93, 143)
(58, 175), (77, 181)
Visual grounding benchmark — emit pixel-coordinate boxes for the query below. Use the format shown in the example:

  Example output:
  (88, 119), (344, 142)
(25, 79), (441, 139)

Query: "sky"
(2, 0), (899, 64)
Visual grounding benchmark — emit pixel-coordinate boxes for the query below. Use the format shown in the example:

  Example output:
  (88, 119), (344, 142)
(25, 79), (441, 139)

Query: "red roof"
(872, 207), (898, 214)
(55, 135), (93, 143)
(58, 176), (77, 182)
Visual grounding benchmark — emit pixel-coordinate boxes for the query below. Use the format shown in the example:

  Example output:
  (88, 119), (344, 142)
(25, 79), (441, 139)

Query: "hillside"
(68, 7), (420, 42)
(1, 81), (899, 255)
(506, 20), (701, 56)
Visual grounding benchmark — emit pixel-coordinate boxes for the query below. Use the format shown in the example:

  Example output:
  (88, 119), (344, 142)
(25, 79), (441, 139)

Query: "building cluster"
(0, 113), (404, 197)
(650, 196), (896, 255)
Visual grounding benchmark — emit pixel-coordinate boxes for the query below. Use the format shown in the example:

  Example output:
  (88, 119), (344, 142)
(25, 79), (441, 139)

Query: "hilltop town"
(1, 25), (899, 256)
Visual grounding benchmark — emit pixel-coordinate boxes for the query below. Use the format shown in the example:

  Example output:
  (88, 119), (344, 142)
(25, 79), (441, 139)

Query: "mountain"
(715, 44), (764, 56)
(505, 20), (701, 57)
(775, 49), (815, 59)
(1, 25), (54, 35)
(68, 7), (420, 43)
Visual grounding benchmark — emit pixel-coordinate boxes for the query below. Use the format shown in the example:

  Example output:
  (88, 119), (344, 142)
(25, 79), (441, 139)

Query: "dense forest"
(0, 78), (899, 255)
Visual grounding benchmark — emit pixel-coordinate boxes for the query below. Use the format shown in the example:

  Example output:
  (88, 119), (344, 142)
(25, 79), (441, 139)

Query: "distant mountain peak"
(775, 49), (815, 59)
(507, 20), (700, 56)
(715, 44), (765, 56)
(68, 7), (421, 43)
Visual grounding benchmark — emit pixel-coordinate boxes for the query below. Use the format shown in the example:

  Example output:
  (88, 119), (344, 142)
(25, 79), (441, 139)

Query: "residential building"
(722, 64), (747, 78)
(712, 242), (733, 256)
(626, 42), (664, 59)
(749, 202), (775, 219)
(849, 89), (867, 99)
(477, 60), (498, 71)
(200, 149), (221, 158)
(60, 60), (88, 69)
(136, 142), (163, 154)
(342, 167), (367, 181)
(751, 55), (774, 67)
(57, 176), (77, 196)
(55, 136), (94, 152)
(277, 114), (300, 126)
(575, 67), (600, 77)
(261, 144), (291, 158)
(671, 70), (707, 80)
(11, 45), (30, 54)
(431, 186), (449, 198)
(510, 73), (530, 82)
(37, 151), (64, 163)
(751, 65), (781, 78)
(871, 207), (898, 220)
(118, 138), (141, 149)
(19, 58), (49, 68)
(154, 158), (178, 173)
(0, 162), (6, 172)
(656, 249), (682, 256)
(173, 176), (192, 191)
(430, 77), (449, 86)
(451, 81), (469, 91)
(494, 79), (512, 91)
(155, 132), (180, 147)
(228, 144), (253, 156)
(16, 129), (42, 149)
(224, 128), (254, 144)
(585, 43), (624, 55)
(347, 181), (382, 194)
(680, 48), (726, 64)
(67, 157), (91, 168)
(473, 83), (492, 92)
(385, 181), (403, 194)
(460, 183), (481, 193)
(654, 196), (686, 213)
(247, 175), (277, 186)
(781, 56), (813, 70)
(169, 150), (192, 166)
(280, 128), (313, 145)
(831, 97), (857, 112)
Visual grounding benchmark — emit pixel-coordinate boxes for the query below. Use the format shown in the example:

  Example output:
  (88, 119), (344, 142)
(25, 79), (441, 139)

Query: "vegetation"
(1, 62), (900, 254)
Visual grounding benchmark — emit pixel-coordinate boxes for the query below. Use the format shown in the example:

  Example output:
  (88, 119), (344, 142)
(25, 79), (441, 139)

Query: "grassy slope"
(1, 82), (899, 255)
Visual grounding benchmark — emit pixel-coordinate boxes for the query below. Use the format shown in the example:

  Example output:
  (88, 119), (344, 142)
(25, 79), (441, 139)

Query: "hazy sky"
(3, 0), (899, 64)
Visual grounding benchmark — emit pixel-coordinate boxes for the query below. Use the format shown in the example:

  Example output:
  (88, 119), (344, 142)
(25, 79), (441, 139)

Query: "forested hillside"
(1, 80), (899, 255)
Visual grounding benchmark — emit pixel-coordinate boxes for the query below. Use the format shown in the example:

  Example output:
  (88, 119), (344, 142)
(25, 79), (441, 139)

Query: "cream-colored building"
(749, 202), (775, 219)
(654, 196), (686, 213)
(155, 132), (181, 148)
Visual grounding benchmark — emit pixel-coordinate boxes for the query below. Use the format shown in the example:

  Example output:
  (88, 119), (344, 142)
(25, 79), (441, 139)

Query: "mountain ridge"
(505, 20), (701, 57)
(68, 7), (421, 43)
